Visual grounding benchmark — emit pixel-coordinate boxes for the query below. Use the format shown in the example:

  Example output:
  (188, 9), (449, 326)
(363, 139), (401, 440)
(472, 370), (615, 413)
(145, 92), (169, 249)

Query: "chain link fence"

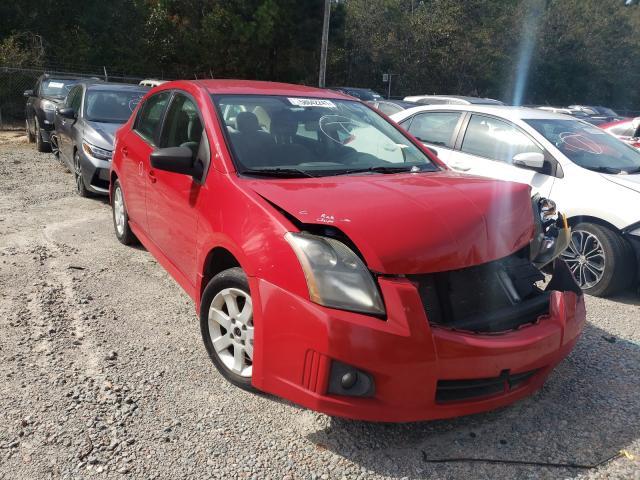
(0, 65), (159, 129)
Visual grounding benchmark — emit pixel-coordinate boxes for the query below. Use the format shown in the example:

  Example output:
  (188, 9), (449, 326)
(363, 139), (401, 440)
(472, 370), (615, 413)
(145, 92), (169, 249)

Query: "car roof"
(178, 79), (353, 100)
(396, 104), (578, 121)
(85, 82), (149, 92)
(408, 95), (503, 105)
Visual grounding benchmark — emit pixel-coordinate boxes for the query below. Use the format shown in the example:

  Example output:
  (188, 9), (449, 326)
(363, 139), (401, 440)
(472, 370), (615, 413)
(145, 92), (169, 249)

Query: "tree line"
(1, 0), (639, 109)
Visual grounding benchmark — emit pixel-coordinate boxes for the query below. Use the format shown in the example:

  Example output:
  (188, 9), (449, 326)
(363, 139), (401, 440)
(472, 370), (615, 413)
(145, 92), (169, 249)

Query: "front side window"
(213, 95), (438, 177)
(85, 90), (146, 124)
(134, 91), (171, 145)
(65, 86), (81, 110)
(160, 94), (203, 152)
(406, 112), (462, 148)
(376, 102), (403, 116)
(526, 118), (640, 174)
(461, 115), (543, 163)
(40, 78), (79, 98)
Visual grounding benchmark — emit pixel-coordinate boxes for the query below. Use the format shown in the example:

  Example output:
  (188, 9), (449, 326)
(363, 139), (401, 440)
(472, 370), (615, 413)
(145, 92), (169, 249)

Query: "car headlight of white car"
(285, 232), (386, 315)
(628, 226), (640, 237)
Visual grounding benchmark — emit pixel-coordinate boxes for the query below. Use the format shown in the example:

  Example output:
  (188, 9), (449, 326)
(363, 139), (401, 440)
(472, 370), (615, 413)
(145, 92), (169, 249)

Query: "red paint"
(111, 80), (585, 422)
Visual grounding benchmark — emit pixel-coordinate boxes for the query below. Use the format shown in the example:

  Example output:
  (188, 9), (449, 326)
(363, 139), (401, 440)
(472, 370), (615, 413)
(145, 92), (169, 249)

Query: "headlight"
(41, 100), (56, 112)
(629, 227), (640, 237)
(82, 141), (112, 161)
(285, 232), (385, 315)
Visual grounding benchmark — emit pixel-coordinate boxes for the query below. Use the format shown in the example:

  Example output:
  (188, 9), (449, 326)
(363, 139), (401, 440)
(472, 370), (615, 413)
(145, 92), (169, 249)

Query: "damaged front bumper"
(250, 259), (585, 422)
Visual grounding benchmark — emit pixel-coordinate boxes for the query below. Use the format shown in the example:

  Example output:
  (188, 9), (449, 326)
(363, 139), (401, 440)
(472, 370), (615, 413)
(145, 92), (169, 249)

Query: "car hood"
(84, 121), (121, 151)
(601, 173), (640, 193)
(247, 172), (535, 274)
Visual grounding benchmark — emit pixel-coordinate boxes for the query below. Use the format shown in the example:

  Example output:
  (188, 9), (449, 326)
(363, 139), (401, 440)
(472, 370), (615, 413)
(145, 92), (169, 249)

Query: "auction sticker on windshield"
(48, 82), (64, 88)
(288, 98), (336, 108)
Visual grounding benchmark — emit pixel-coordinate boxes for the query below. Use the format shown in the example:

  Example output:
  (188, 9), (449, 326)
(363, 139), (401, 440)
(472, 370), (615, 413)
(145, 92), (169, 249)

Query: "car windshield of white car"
(85, 91), (146, 124)
(42, 79), (79, 98)
(526, 119), (640, 174)
(213, 95), (438, 178)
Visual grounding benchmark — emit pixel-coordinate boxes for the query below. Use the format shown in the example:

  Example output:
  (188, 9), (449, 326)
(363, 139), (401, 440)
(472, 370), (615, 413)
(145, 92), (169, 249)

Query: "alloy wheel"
(207, 287), (253, 378)
(74, 154), (83, 192)
(561, 229), (606, 289)
(113, 186), (126, 236)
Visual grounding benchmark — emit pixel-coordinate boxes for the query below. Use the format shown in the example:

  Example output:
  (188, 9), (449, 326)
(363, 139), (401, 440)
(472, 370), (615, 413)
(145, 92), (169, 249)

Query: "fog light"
(327, 360), (374, 397)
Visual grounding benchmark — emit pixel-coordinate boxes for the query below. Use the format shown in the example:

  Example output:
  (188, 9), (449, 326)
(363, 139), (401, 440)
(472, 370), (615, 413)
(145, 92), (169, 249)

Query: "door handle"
(450, 162), (471, 172)
(148, 170), (157, 184)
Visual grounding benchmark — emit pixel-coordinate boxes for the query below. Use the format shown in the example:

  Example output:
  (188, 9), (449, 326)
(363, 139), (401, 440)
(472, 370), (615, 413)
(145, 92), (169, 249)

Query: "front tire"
(560, 222), (635, 296)
(111, 179), (137, 245)
(200, 267), (256, 392)
(73, 151), (90, 197)
(35, 118), (51, 153)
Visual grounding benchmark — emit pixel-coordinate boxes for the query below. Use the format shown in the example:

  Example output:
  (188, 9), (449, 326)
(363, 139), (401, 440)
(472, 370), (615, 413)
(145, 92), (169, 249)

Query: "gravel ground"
(0, 132), (639, 480)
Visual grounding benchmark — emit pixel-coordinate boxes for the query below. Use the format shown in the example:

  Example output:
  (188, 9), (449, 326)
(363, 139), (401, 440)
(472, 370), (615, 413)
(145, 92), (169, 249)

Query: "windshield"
(213, 95), (437, 177)
(526, 118), (640, 173)
(41, 79), (78, 98)
(85, 90), (145, 123)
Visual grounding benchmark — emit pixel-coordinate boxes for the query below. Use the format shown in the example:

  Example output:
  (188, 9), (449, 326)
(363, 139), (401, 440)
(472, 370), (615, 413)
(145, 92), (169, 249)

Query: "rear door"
(122, 90), (172, 234)
(398, 111), (464, 163)
(448, 114), (555, 197)
(145, 91), (207, 286)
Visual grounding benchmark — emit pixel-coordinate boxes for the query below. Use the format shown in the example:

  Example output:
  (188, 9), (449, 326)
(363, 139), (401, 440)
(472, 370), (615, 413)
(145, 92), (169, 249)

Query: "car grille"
(409, 249), (550, 333)
(435, 369), (540, 403)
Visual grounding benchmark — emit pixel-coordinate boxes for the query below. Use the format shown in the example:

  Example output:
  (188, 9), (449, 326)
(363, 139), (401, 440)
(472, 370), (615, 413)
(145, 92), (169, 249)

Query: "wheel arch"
(200, 247), (242, 302)
(567, 215), (621, 234)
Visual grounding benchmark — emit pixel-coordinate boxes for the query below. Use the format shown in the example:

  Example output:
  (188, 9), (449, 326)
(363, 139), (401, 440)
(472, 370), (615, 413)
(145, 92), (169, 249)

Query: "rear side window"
(461, 115), (542, 163)
(134, 91), (171, 145)
(406, 112), (462, 148)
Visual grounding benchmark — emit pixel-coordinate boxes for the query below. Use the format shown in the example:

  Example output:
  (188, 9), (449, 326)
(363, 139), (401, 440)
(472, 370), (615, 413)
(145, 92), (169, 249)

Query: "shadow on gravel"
(306, 323), (640, 479)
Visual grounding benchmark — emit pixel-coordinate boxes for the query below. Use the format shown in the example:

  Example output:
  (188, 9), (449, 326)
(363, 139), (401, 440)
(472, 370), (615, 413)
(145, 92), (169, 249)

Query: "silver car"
(54, 82), (148, 196)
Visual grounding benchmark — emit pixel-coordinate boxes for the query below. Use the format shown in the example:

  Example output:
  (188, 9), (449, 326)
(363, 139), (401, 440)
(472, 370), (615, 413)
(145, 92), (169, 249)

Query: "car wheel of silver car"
(74, 151), (90, 198)
(25, 119), (35, 143)
(111, 178), (137, 245)
(34, 118), (50, 153)
(200, 267), (256, 392)
(560, 222), (635, 297)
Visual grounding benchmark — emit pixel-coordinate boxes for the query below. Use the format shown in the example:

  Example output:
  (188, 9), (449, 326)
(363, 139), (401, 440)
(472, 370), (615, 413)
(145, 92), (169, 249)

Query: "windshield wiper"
(240, 168), (315, 178)
(332, 165), (425, 176)
(584, 166), (623, 174)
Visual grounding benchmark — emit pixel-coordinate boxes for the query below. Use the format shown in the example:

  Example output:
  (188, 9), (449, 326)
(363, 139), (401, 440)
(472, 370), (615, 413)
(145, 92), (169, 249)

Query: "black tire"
(26, 119), (35, 143)
(111, 179), (137, 245)
(73, 151), (90, 197)
(565, 222), (635, 297)
(35, 118), (51, 153)
(200, 267), (256, 392)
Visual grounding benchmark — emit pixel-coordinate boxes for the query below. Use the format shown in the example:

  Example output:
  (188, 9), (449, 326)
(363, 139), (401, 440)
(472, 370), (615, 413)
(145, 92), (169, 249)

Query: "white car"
(390, 105), (640, 296)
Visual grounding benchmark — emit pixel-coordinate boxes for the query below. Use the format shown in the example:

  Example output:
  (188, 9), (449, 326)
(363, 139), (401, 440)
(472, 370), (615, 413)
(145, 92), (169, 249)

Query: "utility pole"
(318, 0), (331, 87)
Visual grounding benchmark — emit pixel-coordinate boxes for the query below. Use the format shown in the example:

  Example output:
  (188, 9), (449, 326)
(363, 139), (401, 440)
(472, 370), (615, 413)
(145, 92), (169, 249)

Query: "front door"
(56, 85), (82, 165)
(146, 92), (205, 287)
(447, 114), (555, 197)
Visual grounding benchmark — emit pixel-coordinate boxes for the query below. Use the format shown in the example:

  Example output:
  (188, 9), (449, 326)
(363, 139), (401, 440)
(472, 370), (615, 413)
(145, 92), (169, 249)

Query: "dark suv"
(54, 81), (148, 196)
(24, 74), (82, 152)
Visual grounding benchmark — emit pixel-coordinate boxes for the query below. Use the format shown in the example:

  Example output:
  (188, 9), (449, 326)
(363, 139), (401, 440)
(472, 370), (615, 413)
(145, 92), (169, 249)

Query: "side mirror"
(150, 146), (196, 176)
(513, 152), (545, 170)
(24, 89), (34, 98)
(57, 107), (77, 120)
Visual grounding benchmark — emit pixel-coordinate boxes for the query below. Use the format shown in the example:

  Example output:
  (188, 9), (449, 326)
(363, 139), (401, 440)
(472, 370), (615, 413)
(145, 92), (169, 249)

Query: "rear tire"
(561, 222), (635, 297)
(200, 267), (256, 392)
(112, 179), (137, 245)
(35, 118), (51, 153)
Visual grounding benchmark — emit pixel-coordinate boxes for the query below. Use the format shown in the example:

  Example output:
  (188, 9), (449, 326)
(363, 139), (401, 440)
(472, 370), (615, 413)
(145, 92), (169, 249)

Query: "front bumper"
(79, 150), (111, 195)
(250, 276), (585, 422)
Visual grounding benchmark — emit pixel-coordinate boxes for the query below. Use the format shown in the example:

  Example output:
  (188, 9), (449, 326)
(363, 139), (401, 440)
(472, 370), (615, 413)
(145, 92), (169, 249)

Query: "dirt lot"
(0, 133), (639, 480)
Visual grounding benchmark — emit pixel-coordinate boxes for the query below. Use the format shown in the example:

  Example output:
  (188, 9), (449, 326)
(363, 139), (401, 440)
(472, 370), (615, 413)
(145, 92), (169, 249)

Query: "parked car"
(391, 105), (640, 296)
(24, 74), (82, 152)
(365, 99), (417, 116)
(567, 105), (626, 125)
(327, 87), (383, 101)
(54, 81), (148, 196)
(403, 94), (504, 106)
(536, 106), (591, 120)
(600, 117), (640, 149)
(110, 79), (584, 422)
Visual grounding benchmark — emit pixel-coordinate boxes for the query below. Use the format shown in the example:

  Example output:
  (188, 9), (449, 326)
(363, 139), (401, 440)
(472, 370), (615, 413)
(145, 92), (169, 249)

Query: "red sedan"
(110, 80), (585, 422)
(600, 117), (640, 149)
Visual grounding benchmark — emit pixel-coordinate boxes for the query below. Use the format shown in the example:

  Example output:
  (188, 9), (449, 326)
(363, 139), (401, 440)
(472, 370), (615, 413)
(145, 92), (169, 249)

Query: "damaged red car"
(110, 80), (585, 422)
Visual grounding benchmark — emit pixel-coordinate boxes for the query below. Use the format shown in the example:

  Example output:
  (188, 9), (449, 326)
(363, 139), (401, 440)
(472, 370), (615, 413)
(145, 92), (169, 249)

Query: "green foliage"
(0, 0), (639, 108)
